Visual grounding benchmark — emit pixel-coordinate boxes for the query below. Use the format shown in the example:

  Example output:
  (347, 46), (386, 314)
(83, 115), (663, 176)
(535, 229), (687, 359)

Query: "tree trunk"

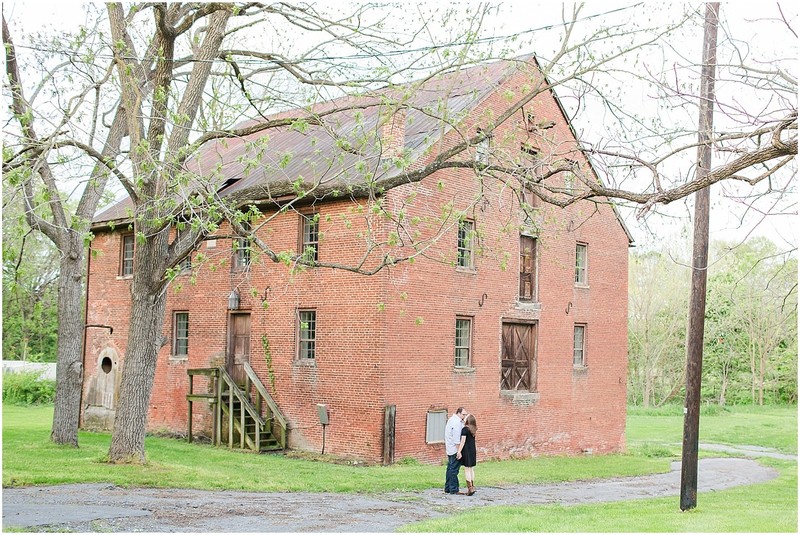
(107, 231), (169, 463)
(50, 234), (85, 446)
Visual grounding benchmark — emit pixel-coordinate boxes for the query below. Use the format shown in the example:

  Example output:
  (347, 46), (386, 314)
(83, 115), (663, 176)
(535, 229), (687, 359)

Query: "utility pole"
(680, 2), (719, 512)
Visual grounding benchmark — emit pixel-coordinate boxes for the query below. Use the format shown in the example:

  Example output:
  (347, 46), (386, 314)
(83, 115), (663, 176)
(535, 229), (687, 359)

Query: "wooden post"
(215, 369), (222, 446)
(187, 374), (193, 443)
(383, 405), (396, 466)
(680, 1), (719, 512)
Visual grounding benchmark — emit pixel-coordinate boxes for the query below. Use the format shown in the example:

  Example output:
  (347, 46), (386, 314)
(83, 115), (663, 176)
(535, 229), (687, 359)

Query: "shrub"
(2, 371), (56, 404)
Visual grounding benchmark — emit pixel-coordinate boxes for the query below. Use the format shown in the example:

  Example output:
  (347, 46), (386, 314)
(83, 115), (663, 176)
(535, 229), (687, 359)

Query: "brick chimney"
(379, 107), (406, 160)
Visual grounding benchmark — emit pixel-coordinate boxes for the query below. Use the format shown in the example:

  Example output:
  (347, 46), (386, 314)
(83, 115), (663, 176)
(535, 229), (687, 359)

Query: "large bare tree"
(3, 11), (126, 446)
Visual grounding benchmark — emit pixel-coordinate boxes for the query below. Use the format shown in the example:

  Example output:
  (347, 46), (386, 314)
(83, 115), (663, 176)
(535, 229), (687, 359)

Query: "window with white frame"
(575, 243), (588, 285)
(232, 221), (251, 269)
(173, 312), (189, 357)
(297, 309), (317, 360)
(454, 317), (472, 367)
(120, 233), (134, 276)
(457, 220), (475, 269)
(573, 324), (586, 367)
(300, 212), (319, 263)
(475, 132), (490, 164)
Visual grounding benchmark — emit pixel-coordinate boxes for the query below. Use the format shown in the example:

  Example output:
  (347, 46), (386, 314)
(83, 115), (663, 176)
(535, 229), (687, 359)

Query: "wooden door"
(501, 322), (537, 391)
(227, 313), (251, 385)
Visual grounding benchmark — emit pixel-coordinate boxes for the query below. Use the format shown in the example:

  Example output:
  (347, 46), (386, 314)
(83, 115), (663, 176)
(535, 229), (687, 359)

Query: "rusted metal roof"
(93, 58), (523, 224)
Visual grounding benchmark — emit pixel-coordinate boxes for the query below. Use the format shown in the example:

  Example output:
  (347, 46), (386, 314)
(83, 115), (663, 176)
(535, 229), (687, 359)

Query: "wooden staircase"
(187, 362), (287, 453)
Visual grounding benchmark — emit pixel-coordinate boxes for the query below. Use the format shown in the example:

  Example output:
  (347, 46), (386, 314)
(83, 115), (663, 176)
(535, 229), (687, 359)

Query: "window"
(300, 212), (319, 263)
(475, 130), (490, 164)
(120, 233), (134, 276)
(573, 324), (586, 367)
(173, 312), (189, 357)
(519, 235), (536, 301)
(454, 317), (472, 367)
(457, 220), (474, 269)
(521, 142), (540, 157)
(564, 159), (578, 192)
(575, 243), (588, 285)
(232, 222), (251, 269)
(176, 225), (191, 272)
(425, 410), (447, 443)
(521, 188), (540, 229)
(297, 309), (317, 360)
(522, 187), (540, 209)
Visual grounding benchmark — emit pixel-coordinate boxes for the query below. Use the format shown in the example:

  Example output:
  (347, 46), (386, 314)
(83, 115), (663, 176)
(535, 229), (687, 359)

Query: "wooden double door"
(501, 322), (537, 392)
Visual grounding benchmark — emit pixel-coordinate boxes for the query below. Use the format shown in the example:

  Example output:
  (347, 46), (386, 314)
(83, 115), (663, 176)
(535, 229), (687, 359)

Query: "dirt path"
(0, 457), (783, 532)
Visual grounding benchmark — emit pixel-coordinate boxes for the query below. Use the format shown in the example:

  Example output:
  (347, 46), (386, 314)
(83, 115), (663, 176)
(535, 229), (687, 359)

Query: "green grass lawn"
(626, 404), (798, 454)
(2, 403), (797, 532)
(2, 404), (668, 492)
(401, 458), (797, 532)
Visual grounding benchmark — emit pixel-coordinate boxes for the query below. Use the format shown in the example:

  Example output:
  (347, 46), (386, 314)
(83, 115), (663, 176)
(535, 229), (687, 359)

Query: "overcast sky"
(3, 1), (797, 254)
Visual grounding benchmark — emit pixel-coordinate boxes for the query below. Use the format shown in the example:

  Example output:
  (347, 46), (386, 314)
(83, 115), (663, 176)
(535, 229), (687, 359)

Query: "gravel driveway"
(0, 457), (783, 532)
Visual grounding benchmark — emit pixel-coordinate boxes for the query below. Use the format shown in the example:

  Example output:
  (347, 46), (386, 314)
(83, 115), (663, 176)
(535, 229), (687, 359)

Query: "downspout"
(78, 240), (92, 428)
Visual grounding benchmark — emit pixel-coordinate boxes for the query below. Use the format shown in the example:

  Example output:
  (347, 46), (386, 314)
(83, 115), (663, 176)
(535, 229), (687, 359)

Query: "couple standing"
(444, 407), (478, 496)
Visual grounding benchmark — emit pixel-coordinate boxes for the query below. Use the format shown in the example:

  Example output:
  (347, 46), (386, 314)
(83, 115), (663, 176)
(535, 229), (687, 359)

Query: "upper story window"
(457, 220), (475, 269)
(521, 142), (540, 158)
(232, 221), (251, 270)
(573, 324), (586, 367)
(120, 233), (134, 277)
(563, 159), (579, 193)
(297, 309), (317, 360)
(519, 235), (537, 301)
(454, 317), (472, 368)
(299, 212), (319, 263)
(173, 312), (189, 357)
(176, 225), (191, 272)
(575, 243), (588, 286)
(475, 129), (490, 164)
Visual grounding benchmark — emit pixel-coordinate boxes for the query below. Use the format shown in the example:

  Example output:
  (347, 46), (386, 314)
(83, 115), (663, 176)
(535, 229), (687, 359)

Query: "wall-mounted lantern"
(228, 289), (240, 310)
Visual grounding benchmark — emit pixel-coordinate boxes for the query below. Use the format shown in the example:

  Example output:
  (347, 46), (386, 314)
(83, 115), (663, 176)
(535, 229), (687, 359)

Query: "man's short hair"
(456, 407), (465, 415)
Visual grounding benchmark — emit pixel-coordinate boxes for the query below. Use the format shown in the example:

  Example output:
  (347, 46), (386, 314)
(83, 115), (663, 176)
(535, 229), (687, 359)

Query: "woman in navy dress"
(456, 414), (478, 495)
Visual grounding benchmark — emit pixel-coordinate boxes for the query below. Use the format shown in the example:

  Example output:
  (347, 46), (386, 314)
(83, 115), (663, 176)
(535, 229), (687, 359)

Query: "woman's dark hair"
(465, 414), (477, 437)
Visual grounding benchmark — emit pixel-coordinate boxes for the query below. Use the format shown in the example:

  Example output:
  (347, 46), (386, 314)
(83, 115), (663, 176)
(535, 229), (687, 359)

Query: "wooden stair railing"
(241, 362), (288, 450)
(186, 366), (287, 452)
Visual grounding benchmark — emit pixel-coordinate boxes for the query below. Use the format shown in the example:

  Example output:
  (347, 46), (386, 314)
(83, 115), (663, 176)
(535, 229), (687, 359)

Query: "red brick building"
(81, 57), (632, 464)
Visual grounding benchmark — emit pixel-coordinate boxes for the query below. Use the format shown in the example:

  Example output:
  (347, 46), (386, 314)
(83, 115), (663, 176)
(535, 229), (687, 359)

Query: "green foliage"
(628, 238), (797, 407)
(2, 187), (60, 362)
(261, 335), (277, 394)
(2, 372), (56, 405)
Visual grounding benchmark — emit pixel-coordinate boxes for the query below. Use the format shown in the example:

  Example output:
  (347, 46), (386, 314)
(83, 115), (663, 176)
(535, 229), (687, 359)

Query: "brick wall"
(82, 59), (629, 464)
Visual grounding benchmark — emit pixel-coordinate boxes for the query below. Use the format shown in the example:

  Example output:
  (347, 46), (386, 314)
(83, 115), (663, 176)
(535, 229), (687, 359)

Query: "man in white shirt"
(444, 406), (467, 494)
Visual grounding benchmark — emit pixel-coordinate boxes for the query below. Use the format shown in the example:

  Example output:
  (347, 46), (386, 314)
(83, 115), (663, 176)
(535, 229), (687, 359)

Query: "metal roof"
(93, 58), (520, 224)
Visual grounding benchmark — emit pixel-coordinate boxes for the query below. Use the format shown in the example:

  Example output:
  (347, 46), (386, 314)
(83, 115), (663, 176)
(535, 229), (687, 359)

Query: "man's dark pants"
(444, 453), (461, 493)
